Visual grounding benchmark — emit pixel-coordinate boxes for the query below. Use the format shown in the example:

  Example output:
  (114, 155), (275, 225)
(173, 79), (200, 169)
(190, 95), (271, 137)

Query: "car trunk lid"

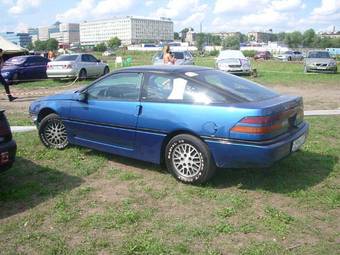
(230, 95), (304, 141)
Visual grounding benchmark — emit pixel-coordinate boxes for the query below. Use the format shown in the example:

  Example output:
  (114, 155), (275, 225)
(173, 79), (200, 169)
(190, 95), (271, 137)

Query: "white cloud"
(145, 0), (154, 6)
(213, 0), (270, 14)
(312, 0), (340, 16)
(8, 0), (41, 14)
(155, 0), (206, 18)
(270, 0), (302, 11)
(56, 0), (135, 22)
(15, 22), (28, 32)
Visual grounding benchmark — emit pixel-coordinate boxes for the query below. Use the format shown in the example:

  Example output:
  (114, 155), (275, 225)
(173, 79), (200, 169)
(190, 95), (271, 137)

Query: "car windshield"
(307, 51), (330, 58)
(4, 57), (26, 66)
(218, 51), (245, 59)
(173, 52), (184, 59)
(54, 55), (78, 61)
(193, 70), (278, 102)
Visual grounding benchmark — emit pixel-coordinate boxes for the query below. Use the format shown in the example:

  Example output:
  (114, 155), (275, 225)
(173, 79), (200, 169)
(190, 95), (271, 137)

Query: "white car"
(47, 54), (110, 80)
(216, 50), (251, 75)
(276, 51), (304, 61)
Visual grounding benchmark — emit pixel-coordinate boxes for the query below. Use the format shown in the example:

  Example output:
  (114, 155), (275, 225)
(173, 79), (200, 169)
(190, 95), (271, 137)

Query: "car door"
(35, 57), (48, 79)
(20, 57), (39, 80)
(87, 54), (103, 76)
(66, 72), (143, 155)
(80, 54), (94, 77)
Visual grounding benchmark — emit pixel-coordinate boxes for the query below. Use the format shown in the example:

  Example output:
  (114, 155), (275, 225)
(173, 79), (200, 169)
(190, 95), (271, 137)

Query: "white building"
(80, 16), (174, 46)
(50, 23), (80, 47)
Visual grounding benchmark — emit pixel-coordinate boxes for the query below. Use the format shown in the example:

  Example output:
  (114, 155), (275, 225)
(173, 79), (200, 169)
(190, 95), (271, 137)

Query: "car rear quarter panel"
(135, 102), (259, 164)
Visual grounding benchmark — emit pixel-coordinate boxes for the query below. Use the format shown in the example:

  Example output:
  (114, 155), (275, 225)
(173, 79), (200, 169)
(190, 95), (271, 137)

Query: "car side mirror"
(97, 59), (101, 63)
(78, 91), (88, 102)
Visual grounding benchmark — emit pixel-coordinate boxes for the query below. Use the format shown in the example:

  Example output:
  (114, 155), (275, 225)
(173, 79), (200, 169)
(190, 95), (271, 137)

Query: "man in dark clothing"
(0, 48), (17, 102)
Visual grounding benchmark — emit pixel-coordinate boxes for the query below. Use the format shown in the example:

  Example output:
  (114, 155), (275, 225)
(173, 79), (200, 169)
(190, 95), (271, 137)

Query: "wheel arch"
(37, 108), (57, 124)
(159, 129), (205, 165)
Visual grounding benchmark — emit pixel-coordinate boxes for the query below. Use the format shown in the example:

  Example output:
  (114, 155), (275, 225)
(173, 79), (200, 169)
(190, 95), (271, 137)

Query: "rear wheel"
(165, 134), (216, 184)
(103, 66), (110, 76)
(78, 69), (87, 80)
(38, 113), (69, 149)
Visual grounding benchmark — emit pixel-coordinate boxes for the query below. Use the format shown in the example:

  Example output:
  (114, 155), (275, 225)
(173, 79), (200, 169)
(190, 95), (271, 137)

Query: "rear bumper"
(204, 122), (309, 169)
(47, 69), (78, 78)
(0, 140), (17, 172)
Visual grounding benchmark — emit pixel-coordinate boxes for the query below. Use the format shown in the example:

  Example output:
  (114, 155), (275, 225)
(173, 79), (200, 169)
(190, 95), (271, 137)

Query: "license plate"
(0, 152), (9, 164)
(292, 134), (306, 152)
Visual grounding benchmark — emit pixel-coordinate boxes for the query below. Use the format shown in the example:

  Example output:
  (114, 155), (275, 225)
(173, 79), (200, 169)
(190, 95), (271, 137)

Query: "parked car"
(102, 50), (115, 57)
(216, 50), (252, 75)
(47, 54), (110, 80)
(254, 51), (272, 60)
(0, 110), (16, 172)
(276, 51), (303, 61)
(152, 50), (194, 65)
(30, 66), (308, 184)
(1, 55), (49, 84)
(304, 50), (337, 73)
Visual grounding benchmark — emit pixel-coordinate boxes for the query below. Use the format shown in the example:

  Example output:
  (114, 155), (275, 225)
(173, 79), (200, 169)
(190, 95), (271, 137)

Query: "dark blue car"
(29, 66), (309, 184)
(1, 55), (49, 84)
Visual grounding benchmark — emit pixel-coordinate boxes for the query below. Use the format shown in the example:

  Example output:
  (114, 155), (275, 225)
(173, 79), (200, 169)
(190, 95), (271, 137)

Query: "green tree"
(284, 31), (302, 48)
(222, 36), (240, 50)
(174, 32), (180, 40)
(107, 37), (121, 49)
(34, 40), (47, 51)
(302, 29), (316, 47)
(95, 42), (107, 52)
(277, 32), (286, 42)
(196, 33), (206, 51)
(46, 38), (59, 50)
(211, 35), (222, 46)
(27, 42), (34, 50)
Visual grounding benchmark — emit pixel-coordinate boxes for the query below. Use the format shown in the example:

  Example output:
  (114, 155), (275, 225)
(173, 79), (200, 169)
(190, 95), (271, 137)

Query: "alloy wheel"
(172, 143), (202, 178)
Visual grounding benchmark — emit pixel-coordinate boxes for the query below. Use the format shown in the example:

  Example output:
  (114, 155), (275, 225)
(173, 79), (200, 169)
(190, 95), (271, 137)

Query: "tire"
(103, 66), (110, 76)
(78, 69), (87, 80)
(288, 57), (292, 61)
(11, 73), (19, 85)
(165, 134), (216, 184)
(38, 113), (69, 149)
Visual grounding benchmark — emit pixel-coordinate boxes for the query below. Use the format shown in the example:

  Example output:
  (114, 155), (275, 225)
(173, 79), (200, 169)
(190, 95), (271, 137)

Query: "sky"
(0, 0), (339, 33)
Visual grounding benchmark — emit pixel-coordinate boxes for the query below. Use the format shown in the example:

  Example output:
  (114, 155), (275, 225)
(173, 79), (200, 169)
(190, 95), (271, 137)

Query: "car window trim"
(140, 72), (242, 105)
(84, 71), (144, 102)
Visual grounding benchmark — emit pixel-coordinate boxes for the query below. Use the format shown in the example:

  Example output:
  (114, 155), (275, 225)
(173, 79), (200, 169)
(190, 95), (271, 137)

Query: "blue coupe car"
(1, 55), (49, 84)
(29, 66), (309, 184)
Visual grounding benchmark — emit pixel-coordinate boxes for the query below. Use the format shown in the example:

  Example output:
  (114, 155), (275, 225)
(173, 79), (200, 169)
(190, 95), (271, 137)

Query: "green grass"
(0, 116), (339, 254)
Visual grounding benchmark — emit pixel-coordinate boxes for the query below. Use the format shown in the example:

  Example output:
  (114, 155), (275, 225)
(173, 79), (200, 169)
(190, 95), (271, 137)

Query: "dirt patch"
(269, 84), (340, 110)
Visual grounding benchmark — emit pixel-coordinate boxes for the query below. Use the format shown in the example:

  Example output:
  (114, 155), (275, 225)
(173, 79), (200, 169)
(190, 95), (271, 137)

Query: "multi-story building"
(38, 22), (61, 41)
(27, 28), (39, 43)
(80, 16), (174, 46)
(0, 32), (32, 47)
(247, 31), (273, 43)
(212, 32), (241, 39)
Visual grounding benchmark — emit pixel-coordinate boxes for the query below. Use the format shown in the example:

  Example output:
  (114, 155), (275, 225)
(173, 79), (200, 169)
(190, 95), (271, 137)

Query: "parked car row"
(0, 54), (109, 84)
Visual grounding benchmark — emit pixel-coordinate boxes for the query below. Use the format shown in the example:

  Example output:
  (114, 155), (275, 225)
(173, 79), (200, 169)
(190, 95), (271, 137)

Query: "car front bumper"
(217, 67), (251, 74)
(306, 65), (337, 73)
(204, 122), (309, 169)
(0, 140), (17, 172)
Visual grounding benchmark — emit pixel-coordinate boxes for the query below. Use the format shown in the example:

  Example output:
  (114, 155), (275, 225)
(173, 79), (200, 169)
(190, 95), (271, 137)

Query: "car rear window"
(307, 51), (330, 58)
(4, 57), (26, 65)
(194, 70), (278, 102)
(55, 55), (78, 61)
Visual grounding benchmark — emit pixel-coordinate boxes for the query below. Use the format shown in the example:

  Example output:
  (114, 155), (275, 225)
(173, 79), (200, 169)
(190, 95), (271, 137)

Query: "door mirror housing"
(77, 91), (88, 102)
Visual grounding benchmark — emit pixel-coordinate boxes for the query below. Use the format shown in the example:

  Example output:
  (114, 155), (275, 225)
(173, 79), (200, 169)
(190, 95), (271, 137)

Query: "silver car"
(47, 54), (110, 80)
(304, 50), (337, 73)
(152, 50), (194, 65)
(276, 51), (303, 61)
(216, 50), (251, 75)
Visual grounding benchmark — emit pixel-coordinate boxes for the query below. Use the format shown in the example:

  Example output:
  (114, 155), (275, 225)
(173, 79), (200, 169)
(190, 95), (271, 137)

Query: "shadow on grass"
(0, 157), (83, 219)
(209, 150), (337, 193)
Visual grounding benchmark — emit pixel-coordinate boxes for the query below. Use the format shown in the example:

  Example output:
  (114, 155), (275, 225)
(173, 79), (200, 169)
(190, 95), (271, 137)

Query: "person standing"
(163, 45), (176, 64)
(0, 49), (17, 102)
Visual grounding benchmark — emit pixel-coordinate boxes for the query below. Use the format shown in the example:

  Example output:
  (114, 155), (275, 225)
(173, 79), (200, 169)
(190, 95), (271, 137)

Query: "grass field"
(0, 116), (339, 254)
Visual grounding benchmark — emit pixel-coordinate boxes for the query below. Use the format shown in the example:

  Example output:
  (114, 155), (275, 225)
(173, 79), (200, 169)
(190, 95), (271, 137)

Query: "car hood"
(37, 87), (84, 101)
(1, 65), (20, 72)
(305, 58), (334, 64)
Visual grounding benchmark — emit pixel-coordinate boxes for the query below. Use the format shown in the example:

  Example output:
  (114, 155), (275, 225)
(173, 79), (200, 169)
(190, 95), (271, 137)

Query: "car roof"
(114, 65), (211, 73)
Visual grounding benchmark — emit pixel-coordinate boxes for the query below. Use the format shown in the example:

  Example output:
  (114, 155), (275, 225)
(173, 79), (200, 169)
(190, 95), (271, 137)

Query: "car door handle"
(135, 105), (143, 116)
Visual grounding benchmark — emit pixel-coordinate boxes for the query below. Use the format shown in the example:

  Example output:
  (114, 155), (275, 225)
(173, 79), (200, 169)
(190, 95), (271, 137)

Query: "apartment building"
(80, 16), (174, 46)
(50, 23), (80, 47)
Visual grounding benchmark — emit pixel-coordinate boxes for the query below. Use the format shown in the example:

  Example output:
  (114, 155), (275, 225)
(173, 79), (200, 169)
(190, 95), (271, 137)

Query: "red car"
(254, 51), (272, 60)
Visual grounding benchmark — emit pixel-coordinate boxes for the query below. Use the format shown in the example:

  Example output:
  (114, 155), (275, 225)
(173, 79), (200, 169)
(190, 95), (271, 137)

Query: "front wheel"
(78, 69), (87, 81)
(38, 113), (69, 149)
(103, 66), (110, 76)
(165, 134), (216, 184)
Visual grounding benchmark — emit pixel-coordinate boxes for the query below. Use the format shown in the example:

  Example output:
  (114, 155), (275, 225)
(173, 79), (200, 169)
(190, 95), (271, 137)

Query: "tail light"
(231, 107), (304, 139)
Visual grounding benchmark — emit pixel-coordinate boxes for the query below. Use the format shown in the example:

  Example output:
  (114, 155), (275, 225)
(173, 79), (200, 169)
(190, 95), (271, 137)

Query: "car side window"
(26, 57), (39, 66)
(81, 55), (89, 62)
(87, 72), (142, 101)
(144, 74), (227, 104)
(87, 55), (98, 62)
